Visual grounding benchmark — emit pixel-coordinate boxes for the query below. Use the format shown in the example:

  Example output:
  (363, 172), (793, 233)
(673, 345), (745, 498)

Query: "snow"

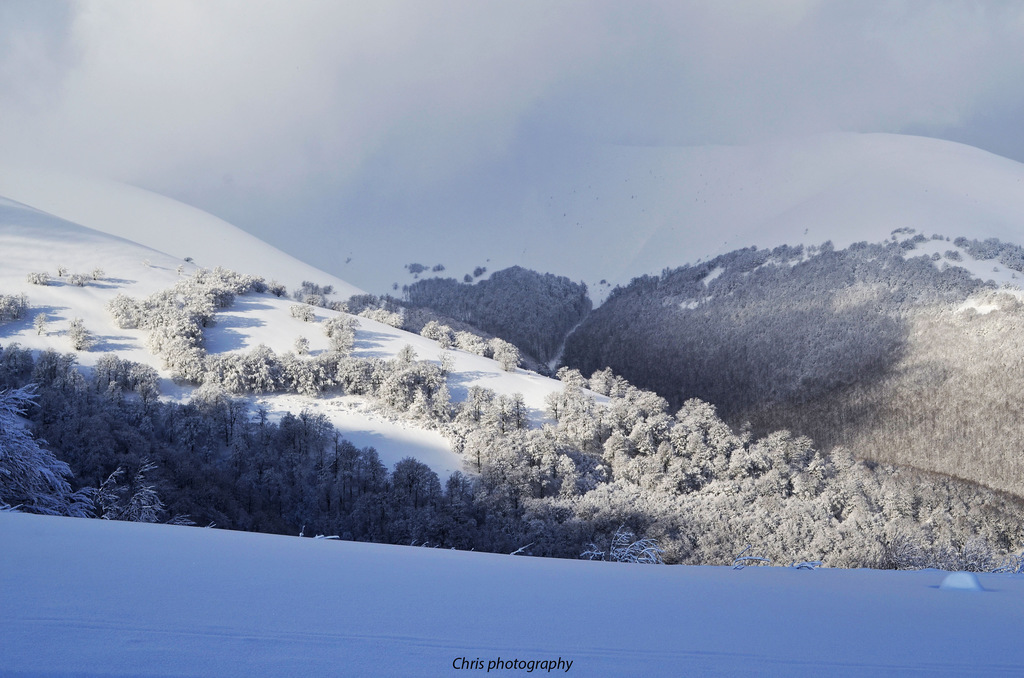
(0, 165), (365, 298)
(701, 265), (725, 286)
(444, 133), (1024, 304)
(5, 134), (1024, 676)
(0, 197), (186, 369)
(940, 572), (984, 592)
(259, 392), (462, 478)
(8, 133), (1024, 309)
(4, 511), (1024, 677)
(0, 180), (575, 479)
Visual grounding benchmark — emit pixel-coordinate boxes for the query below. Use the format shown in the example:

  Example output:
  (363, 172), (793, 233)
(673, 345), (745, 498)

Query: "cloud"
(4, 1), (1024, 185)
(0, 2), (608, 191)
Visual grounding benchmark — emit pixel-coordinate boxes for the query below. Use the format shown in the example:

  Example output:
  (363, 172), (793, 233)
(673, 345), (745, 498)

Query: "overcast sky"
(3, 1), (1024, 291)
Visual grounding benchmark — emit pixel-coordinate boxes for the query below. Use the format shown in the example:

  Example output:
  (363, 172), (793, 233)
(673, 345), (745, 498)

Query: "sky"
(3, 1), (1024, 293)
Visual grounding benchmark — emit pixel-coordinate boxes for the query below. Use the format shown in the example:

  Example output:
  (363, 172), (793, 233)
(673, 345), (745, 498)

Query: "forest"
(4, 255), (1024, 570)
(561, 235), (1024, 498)
(403, 265), (590, 364)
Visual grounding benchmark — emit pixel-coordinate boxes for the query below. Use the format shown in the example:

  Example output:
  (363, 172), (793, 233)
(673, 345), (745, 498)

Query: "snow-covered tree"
(107, 294), (145, 329)
(455, 331), (488, 356)
(93, 461), (165, 523)
(33, 312), (47, 336)
(0, 385), (90, 516)
(582, 525), (665, 564)
(67, 318), (94, 351)
(290, 304), (316, 322)
(359, 307), (404, 328)
(0, 294), (28, 322)
(323, 315), (357, 354)
(490, 338), (520, 372)
(421, 321), (455, 348)
(397, 344), (417, 364)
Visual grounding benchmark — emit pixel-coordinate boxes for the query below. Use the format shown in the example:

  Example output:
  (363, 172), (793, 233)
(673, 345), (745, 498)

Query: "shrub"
(0, 294), (28, 322)
(290, 305), (316, 322)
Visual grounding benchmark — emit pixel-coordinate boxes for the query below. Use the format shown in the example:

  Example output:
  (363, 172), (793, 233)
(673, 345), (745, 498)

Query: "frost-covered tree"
(290, 304), (316, 322)
(455, 331), (488, 357)
(397, 344), (417, 364)
(421, 320), (455, 349)
(67, 318), (94, 351)
(33, 313), (47, 336)
(360, 307), (404, 328)
(0, 294), (28, 322)
(92, 355), (160, 404)
(323, 315), (357, 354)
(0, 385), (90, 516)
(107, 294), (145, 329)
(295, 336), (310, 356)
(582, 525), (665, 564)
(490, 338), (520, 372)
(93, 461), (165, 523)
(438, 350), (454, 376)
(26, 272), (49, 286)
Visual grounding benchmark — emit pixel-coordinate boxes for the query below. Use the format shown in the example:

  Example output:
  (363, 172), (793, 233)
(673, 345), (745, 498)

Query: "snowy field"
(3, 512), (1024, 677)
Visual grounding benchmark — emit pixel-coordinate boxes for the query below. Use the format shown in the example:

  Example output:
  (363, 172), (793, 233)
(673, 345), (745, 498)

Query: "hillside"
(6, 135), (1024, 561)
(307, 133), (1024, 301)
(0, 189), (571, 481)
(0, 165), (365, 298)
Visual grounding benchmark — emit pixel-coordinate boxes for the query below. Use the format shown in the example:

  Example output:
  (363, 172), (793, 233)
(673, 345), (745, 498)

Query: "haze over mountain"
(6, 3), (1024, 303)
(10, 133), (1018, 301)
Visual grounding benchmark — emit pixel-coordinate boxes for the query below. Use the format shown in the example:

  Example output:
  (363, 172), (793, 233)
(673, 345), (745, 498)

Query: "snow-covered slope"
(0, 186), (572, 478)
(353, 133), (1024, 302)
(4, 511), (1023, 677)
(8, 133), (1024, 307)
(0, 165), (365, 298)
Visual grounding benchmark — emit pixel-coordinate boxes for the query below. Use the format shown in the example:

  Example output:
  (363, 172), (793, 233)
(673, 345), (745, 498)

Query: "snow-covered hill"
(0, 183), (571, 479)
(327, 133), (1024, 302)
(7, 133), (1024, 306)
(0, 165), (365, 298)
(4, 511), (1023, 677)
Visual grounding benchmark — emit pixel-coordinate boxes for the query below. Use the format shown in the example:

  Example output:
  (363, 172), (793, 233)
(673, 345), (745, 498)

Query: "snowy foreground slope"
(4, 512), (1024, 678)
